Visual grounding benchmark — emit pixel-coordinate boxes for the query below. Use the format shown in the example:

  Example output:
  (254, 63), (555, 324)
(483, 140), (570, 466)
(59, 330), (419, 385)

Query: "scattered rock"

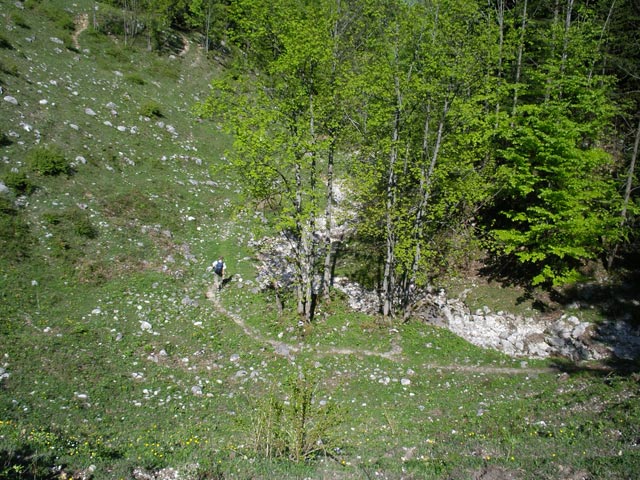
(4, 95), (19, 105)
(133, 467), (180, 480)
(333, 278), (640, 361)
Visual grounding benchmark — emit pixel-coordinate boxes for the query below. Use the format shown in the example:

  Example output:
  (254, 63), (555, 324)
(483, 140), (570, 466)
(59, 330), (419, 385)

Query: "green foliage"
(2, 171), (36, 195)
(38, 3), (75, 31)
(10, 12), (30, 29)
(26, 146), (70, 176)
(248, 367), (344, 463)
(43, 208), (98, 240)
(148, 59), (180, 81)
(0, 198), (32, 262)
(0, 132), (12, 146)
(0, 57), (20, 76)
(0, 34), (14, 50)
(491, 100), (621, 286)
(0, 2), (638, 479)
(125, 72), (146, 85)
(104, 45), (131, 62)
(139, 100), (163, 118)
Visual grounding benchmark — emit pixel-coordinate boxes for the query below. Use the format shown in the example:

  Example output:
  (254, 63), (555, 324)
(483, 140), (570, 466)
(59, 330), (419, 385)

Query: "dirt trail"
(208, 292), (555, 375)
(178, 33), (190, 57)
(73, 13), (89, 50)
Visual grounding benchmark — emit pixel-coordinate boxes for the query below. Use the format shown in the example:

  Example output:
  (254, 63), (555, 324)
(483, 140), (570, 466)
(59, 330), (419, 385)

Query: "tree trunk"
(588, 0), (617, 82)
(403, 97), (449, 319)
(545, 0), (561, 102)
(494, 0), (505, 129)
(382, 76), (401, 319)
(322, 141), (335, 299)
(512, 0), (527, 117)
(294, 161), (306, 318)
(608, 115), (640, 269)
(205, 2), (213, 53)
(560, 0), (575, 78)
(301, 87), (319, 322)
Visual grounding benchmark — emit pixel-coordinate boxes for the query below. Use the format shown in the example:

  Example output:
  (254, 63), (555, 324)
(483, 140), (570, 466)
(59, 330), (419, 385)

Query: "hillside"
(1, 2), (639, 479)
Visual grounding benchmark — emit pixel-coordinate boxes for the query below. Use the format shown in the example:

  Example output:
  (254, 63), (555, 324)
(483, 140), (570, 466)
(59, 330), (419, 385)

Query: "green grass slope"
(1, 2), (639, 479)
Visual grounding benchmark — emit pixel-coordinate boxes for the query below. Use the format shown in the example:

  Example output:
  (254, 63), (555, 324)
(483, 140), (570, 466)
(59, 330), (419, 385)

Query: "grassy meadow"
(1, 1), (639, 479)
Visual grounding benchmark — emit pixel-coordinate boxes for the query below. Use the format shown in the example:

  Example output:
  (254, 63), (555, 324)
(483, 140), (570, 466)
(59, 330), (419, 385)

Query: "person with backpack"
(209, 256), (226, 291)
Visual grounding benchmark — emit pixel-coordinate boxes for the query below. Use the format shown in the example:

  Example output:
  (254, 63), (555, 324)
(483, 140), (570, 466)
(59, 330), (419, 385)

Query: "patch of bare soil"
(471, 466), (521, 480)
(73, 13), (89, 50)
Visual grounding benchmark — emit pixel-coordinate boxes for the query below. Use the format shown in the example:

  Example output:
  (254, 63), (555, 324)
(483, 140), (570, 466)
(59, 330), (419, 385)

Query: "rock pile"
(331, 277), (640, 362)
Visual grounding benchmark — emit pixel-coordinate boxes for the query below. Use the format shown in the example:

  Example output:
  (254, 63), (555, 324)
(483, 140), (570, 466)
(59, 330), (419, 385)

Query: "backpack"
(214, 261), (224, 275)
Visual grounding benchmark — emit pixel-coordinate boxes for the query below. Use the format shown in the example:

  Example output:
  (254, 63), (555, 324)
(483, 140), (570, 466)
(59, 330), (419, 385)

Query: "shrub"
(39, 4), (75, 31)
(0, 197), (32, 262)
(97, 11), (126, 37)
(248, 368), (344, 463)
(72, 212), (98, 239)
(27, 146), (71, 176)
(125, 73), (146, 86)
(3, 171), (36, 195)
(0, 132), (12, 146)
(12, 12), (30, 29)
(105, 45), (131, 62)
(139, 100), (163, 118)
(0, 58), (19, 76)
(149, 59), (180, 81)
(0, 35), (13, 50)
(43, 209), (98, 239)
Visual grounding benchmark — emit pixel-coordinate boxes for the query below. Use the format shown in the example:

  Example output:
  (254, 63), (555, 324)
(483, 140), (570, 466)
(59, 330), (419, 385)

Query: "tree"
(198, 0), (352, 321)
(188, 0), (229, 53)
(350, 0), (497, 317)
(488, 1), (624, 285)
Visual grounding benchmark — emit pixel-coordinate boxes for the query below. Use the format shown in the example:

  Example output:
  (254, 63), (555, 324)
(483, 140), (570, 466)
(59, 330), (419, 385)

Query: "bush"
(73, 212), (98, 239)
(0, 58), (19, 76)
(139, 101), (163, 118)
(11, 12), (30, 29)
(39, 4), (75, 31)
(0, 35), (13, 50)
(0, 132), (12, 146)
(27, 146), (71, 176)
(43, 209), (98, 239)
(125, 73), (146, 86)
(0, 198), (32, 262)
(248, 368), (344, 463)
(3, 171), (36, 195)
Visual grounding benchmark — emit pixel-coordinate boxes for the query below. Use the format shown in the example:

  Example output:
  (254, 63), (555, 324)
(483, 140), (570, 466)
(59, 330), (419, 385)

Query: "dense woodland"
(104, 0), (640, 321)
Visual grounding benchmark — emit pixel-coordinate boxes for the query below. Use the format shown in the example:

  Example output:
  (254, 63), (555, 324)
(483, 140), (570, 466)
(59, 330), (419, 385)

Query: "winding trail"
(208, 292), (555, 375)
(72, 13), (89, 50)
(178, 33), (190, 57)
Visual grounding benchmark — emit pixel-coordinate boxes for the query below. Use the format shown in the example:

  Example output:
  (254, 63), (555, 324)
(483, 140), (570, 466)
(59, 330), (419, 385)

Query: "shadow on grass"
(550, 356), (640, 376)
(480, 252), (640, 376)
(0, 446), (58, 480)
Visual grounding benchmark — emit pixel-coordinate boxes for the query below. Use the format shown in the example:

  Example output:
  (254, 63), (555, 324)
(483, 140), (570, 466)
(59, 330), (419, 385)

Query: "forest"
(107, 0), (640, 320)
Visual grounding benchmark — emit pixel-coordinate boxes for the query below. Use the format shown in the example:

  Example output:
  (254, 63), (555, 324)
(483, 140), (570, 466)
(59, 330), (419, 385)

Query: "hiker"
(209, 256), (226, 291)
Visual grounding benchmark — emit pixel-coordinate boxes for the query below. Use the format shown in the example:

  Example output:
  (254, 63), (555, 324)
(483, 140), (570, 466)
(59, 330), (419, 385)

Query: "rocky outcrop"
(332, 277), (640, 362)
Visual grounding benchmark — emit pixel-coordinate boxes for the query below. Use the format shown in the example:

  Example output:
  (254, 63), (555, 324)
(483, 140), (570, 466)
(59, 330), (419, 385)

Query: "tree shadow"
(550, 356), (640, 376)
(480, 251), (640, 375)
(335, 238), (383, 292)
